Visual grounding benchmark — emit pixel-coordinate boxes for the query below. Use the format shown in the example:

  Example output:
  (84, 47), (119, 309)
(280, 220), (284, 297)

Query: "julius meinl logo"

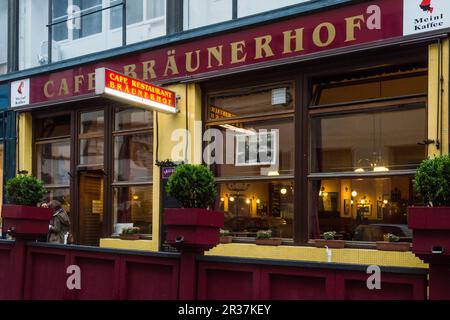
(414, 0), (445, 32)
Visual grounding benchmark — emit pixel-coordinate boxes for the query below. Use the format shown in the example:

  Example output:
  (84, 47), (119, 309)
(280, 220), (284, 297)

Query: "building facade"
(0, 0), (449, 270)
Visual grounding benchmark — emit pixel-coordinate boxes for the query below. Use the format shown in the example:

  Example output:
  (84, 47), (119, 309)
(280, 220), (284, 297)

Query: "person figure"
(47, 200), (70, 244)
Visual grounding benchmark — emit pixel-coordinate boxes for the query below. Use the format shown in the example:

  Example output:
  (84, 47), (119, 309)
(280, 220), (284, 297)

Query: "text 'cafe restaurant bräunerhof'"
(5, 0), (450, 268)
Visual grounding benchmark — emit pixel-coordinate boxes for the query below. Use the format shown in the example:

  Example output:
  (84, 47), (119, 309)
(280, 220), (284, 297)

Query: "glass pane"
(114, 133), (153, 182)
(310, 106), (426, 173)
(110, 0), (143, 29)
(36, 141), (71, 185)
(114, 107), (153, 131)
(208, 84), (293, 120)
(184, 0), (232, 30)
(35, 115), (71, 139)
(0, 0), (8, 74)
(238, 0), (309, 17)
(316, 75), (428, 106)
(80, 110), (104, 134)
(310, 177), (416, 242)
(113, 185), (153, 234)
(146, 0), (165, 19)
(208, 118), (294, 177)
(52, 0), (69, 41)
(73, 0), (102, 39)
(19, 0), (49, 69)
(44, 188), (71, 215)
(216, 180), (294, 239)
(80, 138), (104, 166)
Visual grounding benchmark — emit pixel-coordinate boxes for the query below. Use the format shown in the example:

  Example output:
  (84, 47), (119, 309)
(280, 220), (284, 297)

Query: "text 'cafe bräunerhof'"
(4, 0), (450, 269)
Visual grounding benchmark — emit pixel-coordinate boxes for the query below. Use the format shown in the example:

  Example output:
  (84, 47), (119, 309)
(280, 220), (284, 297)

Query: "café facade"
(1, 0), (450, 270)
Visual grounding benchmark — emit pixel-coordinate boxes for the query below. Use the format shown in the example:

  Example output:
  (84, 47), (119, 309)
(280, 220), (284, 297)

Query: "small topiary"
(165, 164), (217, 209)
(414, 155), (450, 207)
(256, 230), (272, 239)
(122, 227), (140, 235)
(6, 174), (48, 207)
(323, 231), (336, 240)
(384, 233), (400, 242)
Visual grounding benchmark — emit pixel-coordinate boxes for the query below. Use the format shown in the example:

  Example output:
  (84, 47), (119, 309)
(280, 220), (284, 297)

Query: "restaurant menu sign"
(14, 0), (450, 108)
(95, 68), (177, 114)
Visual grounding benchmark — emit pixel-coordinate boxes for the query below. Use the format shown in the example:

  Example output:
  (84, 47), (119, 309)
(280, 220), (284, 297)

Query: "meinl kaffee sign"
(15, 0), (449, 108)
(404, 0), (450, 35)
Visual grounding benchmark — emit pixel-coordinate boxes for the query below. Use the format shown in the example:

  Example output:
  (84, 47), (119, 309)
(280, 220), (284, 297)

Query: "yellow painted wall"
(17, 112), (33, 174)
(428, 39), (449, 157)
(207, 244), (427, 269)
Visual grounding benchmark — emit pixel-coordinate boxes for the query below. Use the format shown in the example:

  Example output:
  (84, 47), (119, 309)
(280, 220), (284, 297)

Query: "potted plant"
(408, 155), (450, 258)
(376, 233), (410, 252)
(2, 174), (52, 239)
(219, 229), (233, 244)
(255, 230), (282, 246)
(120, 227), (141, 240)
(164, 164), (224, 250)
(314, 231), (346, 249)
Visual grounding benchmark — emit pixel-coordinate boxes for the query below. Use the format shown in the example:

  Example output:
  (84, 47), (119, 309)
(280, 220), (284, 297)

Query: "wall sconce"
(319, 186), (325, 196)
(280, 188), (287, 195)
(351, 190), (358, 197)
(229, 196), (235, 202)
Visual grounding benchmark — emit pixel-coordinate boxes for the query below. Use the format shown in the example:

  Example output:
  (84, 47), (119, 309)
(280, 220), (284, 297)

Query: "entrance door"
(78, 171), (104, 246)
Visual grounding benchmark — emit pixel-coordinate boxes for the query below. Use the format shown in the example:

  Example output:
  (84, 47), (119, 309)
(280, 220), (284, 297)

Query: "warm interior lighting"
(280, 188), (287, 195)
(354, 168), (365, 173)
(256, 199), (261, 204)
(383, 199), (389, 205)
(132, 195), (139, 200)
(373, 166), (389, 172)
(351, 191), (358, 197)
(360, 199), (366, 204)
(220, 198), (225, 202)
(229, 196), (235, 202)
(246, 199), (251, 204)
(267, 171), (280, 176)
(350, 200), (354, 205)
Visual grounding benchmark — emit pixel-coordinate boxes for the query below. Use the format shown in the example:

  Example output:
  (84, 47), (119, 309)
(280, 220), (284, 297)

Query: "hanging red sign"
(95, 68), (178, 114)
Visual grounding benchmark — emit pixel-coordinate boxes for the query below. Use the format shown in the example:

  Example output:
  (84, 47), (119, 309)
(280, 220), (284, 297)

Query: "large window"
(0, 0), (8, 74)
(207, 83), (295, 240)
(35, 114), (72, 214)
(308, 70), (428, 243)
(19, 0), (166, 69)
(183, 0), (311, 30)
(112, 107), (153, 235)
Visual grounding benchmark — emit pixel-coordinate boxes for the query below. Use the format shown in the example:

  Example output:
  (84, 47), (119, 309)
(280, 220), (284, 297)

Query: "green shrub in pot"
(414, 155), (450, 207)
(165, 164), (217, 209)
(6, 174), (48, 206)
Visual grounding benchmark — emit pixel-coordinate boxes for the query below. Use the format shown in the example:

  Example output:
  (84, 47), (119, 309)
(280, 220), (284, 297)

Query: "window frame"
(111, 106), (154, 236)
(204, 79), (297, 243)
(306, 72), (429, 244)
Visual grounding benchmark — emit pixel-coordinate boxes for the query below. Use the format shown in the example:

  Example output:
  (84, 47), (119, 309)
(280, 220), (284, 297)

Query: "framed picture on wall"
(235, 131), (278, 166)
(376, 200), (384, 220)
(357, 204), (371, 218)
(343, 199), (352, 217)
(319, 192), (339, 212)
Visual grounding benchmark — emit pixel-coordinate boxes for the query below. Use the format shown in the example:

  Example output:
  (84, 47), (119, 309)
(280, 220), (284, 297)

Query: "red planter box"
(408, 206), (450, 262)
(2, 205), (53, 239)
(164, 208), (224, 251)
